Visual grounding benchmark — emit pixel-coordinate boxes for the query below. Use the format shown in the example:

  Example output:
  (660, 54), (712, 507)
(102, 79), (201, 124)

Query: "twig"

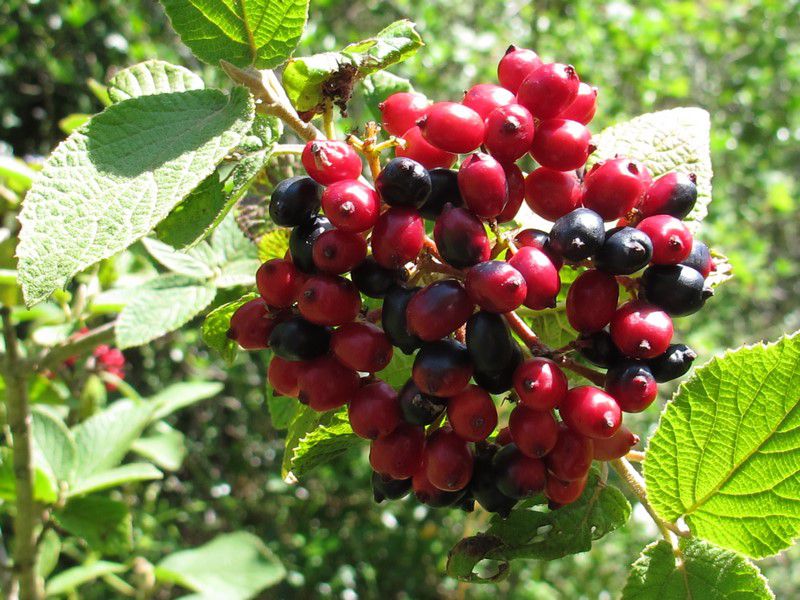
(33, 322), (115, 373)
(555, 357), (607, 387)
(625, 450), (646, 463)
(322, 100), (336, 140)
(503, 310), (548, 355)
(271, 144), (305, 157)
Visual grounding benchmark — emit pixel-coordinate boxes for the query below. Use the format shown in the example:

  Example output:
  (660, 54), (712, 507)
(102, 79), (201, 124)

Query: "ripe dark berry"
(351, 257), (402, 299)
(268, 316), (330, 361)
(321, 180), (379, 233)
(473, 345), (522, 395)
(380, 92), (429, 137)
(497, 46), (543, 94)
(301, 140), (362, 185)
(582, 158), (648, 221)
(647, 343), (697, 383)
(516, 63), (580, 119)
(509, 405), (559, 457)
(566, 269), (620, 333)
(546, 425), (593, 481)
(297, 355), (360, 412)
(641, 171), (698, 219)
(592, 424), (640, 461)
(433, 204), (491, 269)
(312, 229), (367, 274)
(371, 471), (412, 503)
(497, 162), (525, 223)
(447, 385), (498, 442)
(331, 322), (393, 373)
(560, 386), (622, 439)
(424, 428), (474, 491)
(381, 286), (423, 354)
(268, 176), (322, 226)
(545, 473), (587, 505)
(375, 157), (432, 208)
(256, 259), (303, 308)
(470, 444), (518, 517)
(419, 168), (462, 219)
(524, 167), (581, 222)
(529, 119), (591, 171)
(398, 379), (447, 425)
(267, 356), (302, 397)
(548, 208), (605, 262)
(348, 381), (402, 439)
(457, 153), (508, 219)
(637, 215), (693, 265)
(406, 280), (474, 341)
(484, 104), (535, 163)
(418, 102), (485, 153)
(513, 358), (568, 410)
(576, 330), (624, 368)
(297, 275), (361, 326)
(493, 444), (546, 499)
(682, 240), (713, 278)
(371, 207), (425, 269)
(507, 246), (561, 309)
(412, 468), (466, 507)
(412, 339), (473, 397)
(289, 214), (333, 273)
(642, 264), (712, 316)
(465, 261), (527, 313)
(595, 226), (653, 275)
(558, 82), (598, 124)
(610, 301), (674, 359)
(369, 422), (425, 480)
(462, 83), (515, 119)
(514, 229), (563, 269)
(605, 362), (658, 413)
(396, 126), (456, 170)
(466, 311), (517, 374)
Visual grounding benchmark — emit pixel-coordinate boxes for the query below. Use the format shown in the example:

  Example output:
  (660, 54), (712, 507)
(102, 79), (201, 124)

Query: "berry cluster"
(229, 46), (715, 514)
(63, 328), (127, 391)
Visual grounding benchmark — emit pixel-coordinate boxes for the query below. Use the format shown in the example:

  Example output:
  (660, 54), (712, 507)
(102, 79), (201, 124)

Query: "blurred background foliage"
(1, 0), (798, 597)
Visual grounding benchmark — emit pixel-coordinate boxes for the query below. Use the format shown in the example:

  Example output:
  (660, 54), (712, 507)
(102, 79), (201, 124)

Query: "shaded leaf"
(68, 462), (163, 497)
(45, 561), (126, 596)
(55, 495), (133, 554)
(289, 410), (357, 480)
(132, 423), (187, 471)
(202, 293), (258, 364)
(108, 60), (204, 102)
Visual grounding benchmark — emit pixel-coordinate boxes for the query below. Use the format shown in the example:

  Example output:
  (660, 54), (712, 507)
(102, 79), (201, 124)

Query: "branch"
(556, 357), (607, 387)
(33, 322), (116, 373)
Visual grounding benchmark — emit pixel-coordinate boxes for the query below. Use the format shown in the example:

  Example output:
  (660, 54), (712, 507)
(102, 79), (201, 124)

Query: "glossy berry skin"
(682, 240), (713, 278)
(412, 339), (473, 397)
(508, 246), (561, 310)
(381, 286), (423, 354)
(465, 261), (527, 313)
(289, 214), (333, 273)
(398, 379), (446, 425)
(268, 316), (330, 361)
(582, 158), (648, 221)
(524, 167), (581, 222)
(592, 425), (640, 461)
(321, 180), (379, 233)
(642, 264), (712, 316)
(447, 385), (498, 442)
(647, 344), (697, 383)
(312, 229), (367, 274)
(419, 102), (485, 154)
(484, 104), (535, 163)
(227, 298), (279, 351)
(348, 381), (402, 439)
(497, 46), (543, 94)
(546, 425), (594, 481)
(595, 226), (653, 275)
(457, 153), (508, 219)
(514, 229), (563, 269)
(641, 171), (698, 219)
(425, 429), (474, 491)
(256, 259), (303, 308)
(369, 423), (425, 480)
(637, 215), (693, 265)
(529, 119), (591, 171)
(516, 63), (580, 119)
(545, 473), (588, 505)
(406, 280), (474, 341)
(268, 176), (322, 227)
(462, 83), (515, 120)
(466, 311), (516, 373)
(548, 208), (605, 262)
(577, 330), (624, 368)
(497, 162), (525, 223)
(605, 362), (658, 413)
(396, 126), (456, 170)
(371, 207), (426, 269)
(331, 322), (393, 373)
(566, 269), (620, 333)
(558, 82), (598, 124)
(433, 205), (491, 269)
(419, 168), (462, 219)
(473, 344), (523, 395)
(560, 386), (622, 439)
(268, 356), (302, 397)
(513, 358), (568, 410)
(298, 275), (361, 326)
(375, 157), (432, 208)
(380, 92), (429, 136)
(351, 257), (402, 299)
(372, 472), (412, 503)
(493, 444), (546, 499)
(509, 405), (559, 457)
(610, 301), (674, 359)
(297, 356), (360, 412)
(301, 140), (362, 185)
(412, 468), (466, 507)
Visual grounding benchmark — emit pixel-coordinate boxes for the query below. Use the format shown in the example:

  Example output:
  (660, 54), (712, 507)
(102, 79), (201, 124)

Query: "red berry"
(419, 102), (485, 154)
(610, 300), (674, 359)
(433, 204), (491, 269)
(496, 426), (513, 446)
(312, 229), (367, 274)
(566, 269), (620, 333)
(424, 429), (474, 491)
(514, 229), (563, 269)
(321, 180), (379, 233)
(560, 386), (622, 439)
(412, 467), (465, 507)
(267, 356), (302, 397)
(516, 63), (580, 119)
(462, 83), (515, 120)
(546, 425), (593, 481)
(605, 362), (658, 413)
(412, 339), (473, 397)
(465, 261), (527, 313)
(557, 82), (597, 124)
(298, 275), (362, 326)
(640, 171), (698, 219)
(509, 405), (559, 457)
(396, 126), (456, 170)
(637, 215), (693, 265)
(370, 207), (425, 269)
(301, 140), (362, 185)
(524, 167), (581, 222)
(545, 472), (588, 504)
(497, 46), (543, 94)
(256, 259), (303, 308)
(497, 162), (525, 223)
(592, 424), (640, 461)
(298, 356), (360, 412)
(447, 385), (498, 442)
(582, 158), (647, 221)
(331, 322), (393, 373)
(507, 246), (561, 310)
(493, 444), (546, 499)
(380, 92), (429, 137)
(348, 381), (402, 440)
(227, 298), (279, 350)
(530, 119), (592, 172)
(512, 358), (568, 410)
(457, 153), (508, 219)
(484, 104), (535, 163)
(369, 423), (425, 479)
(406, 279), (475, 342)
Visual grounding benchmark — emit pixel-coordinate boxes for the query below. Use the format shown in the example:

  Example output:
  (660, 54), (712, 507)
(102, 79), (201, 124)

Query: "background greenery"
(1, 0), (797, 597)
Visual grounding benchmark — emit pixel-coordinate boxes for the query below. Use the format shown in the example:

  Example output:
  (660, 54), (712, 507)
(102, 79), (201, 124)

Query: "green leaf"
(645, 331), (800, 558)
(37, 529), (61, 579)
(0, 447), (58, 503)
(280, 405), (324, 479)
(590, 107), (713, 229)
(524, 308), (577, 350)
(45, 561), (126, 596)
(202, 293), (258, 364)
(68, 462), (163, 497)
(58, 113), (92, 134)
(32, 405), (77, 486)
(256, 228), (291, 262)
(362, 71), (413, 122)
(161, 0), (309, 69)
(267, 391), (298, 430)
(156, 174), (228, 249)
(108, 60), (204, 102)
(0, 155), (36, 191)
(17, 88), (255, 307)
(55, 495), (133, 554)
(148, 381), (223, 420)
(142, 237), (216, 279)
(375, 350), (415, 388)
(622, 539), (773, 600)
(289, 410), (357, 480)
(132, 423), (187, 471)
(115, 274), (217, 349)
(155, 532), (285, 599)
